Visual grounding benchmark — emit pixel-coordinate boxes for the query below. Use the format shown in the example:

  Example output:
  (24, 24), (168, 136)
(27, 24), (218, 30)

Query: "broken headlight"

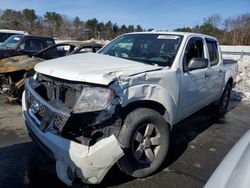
(73, 87), (115, 113)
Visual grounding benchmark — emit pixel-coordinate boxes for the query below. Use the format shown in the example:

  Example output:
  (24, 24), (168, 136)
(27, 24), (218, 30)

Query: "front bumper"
(22, 90), (124, 185)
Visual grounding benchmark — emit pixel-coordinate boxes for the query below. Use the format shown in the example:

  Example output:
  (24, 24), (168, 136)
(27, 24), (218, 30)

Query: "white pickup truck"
(22, 32), (238, 186)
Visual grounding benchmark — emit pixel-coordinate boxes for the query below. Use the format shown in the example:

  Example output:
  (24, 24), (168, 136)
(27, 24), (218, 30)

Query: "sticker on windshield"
(13, 37), (21, 41)
(157, 35), (179, 39)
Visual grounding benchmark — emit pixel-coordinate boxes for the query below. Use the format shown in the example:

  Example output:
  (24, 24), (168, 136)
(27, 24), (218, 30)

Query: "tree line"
(0, 9), (249, 45)
(0, 9), (143, 40)
(175, 14), (250, 45)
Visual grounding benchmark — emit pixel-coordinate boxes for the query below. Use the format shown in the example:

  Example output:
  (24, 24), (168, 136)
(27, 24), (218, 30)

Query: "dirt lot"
(0, 95), (250, 188)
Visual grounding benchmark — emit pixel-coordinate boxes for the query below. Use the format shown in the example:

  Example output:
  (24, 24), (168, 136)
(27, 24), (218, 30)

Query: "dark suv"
(0, 35), (55, 60)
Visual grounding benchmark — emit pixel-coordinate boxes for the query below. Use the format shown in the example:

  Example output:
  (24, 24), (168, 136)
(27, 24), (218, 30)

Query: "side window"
(183, 38), (204, 71)
(20, 39), (44, 51)
(46, 39), (55, 47)
(78, 47), (95, 53)
(206, 41), (219, 66)
(35, 45), (74, 60)
(56, 45), (73, 57)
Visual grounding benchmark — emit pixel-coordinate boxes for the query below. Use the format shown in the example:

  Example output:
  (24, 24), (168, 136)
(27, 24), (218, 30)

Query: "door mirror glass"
(187, 57), (208, 71)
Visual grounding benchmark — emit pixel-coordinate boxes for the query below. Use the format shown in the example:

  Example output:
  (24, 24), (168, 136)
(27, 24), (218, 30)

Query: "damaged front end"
(22, 74), (124, 185)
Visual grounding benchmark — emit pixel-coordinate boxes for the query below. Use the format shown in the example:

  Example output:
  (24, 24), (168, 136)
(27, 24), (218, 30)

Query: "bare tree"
(22, 9), (37, 32)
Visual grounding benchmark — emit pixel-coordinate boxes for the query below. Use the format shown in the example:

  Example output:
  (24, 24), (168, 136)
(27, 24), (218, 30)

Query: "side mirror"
(187, 57), (208, 71)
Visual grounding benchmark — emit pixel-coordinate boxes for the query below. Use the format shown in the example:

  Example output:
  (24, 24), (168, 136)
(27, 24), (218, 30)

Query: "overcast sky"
(0, 0), (249, 30)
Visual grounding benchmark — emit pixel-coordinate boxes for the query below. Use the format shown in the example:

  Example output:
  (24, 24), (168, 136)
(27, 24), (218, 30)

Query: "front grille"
(25, 75), (121, 146)
(26, 78), (71, 132)
(36, 74), (82, 108)
(53, 115), (65, 130)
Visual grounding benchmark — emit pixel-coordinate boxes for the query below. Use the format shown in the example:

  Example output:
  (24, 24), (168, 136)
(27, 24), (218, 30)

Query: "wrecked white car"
(22, 32), (238, 186)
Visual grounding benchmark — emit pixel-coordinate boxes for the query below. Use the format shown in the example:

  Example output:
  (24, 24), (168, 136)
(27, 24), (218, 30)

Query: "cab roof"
(10, 34), (54, 40)
(124, 31), (217, 41)
(0, 29), (29, 35)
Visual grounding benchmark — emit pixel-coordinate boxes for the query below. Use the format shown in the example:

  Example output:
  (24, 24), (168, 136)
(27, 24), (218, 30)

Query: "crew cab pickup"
(0, 35), (55, 60)
(22, 32), (238, 186)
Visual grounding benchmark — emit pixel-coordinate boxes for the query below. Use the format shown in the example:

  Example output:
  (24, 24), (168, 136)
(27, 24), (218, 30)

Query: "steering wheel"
(115, 47), (130, 58)
(159, 52), (172, 62)
(115, 48), (123, 58)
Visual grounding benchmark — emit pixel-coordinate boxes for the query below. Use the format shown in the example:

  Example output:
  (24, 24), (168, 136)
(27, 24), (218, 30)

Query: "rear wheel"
(118, 108), (169, 178)
(214, 83), (232, 115)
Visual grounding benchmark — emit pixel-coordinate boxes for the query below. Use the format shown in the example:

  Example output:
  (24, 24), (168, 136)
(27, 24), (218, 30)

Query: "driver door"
(177, 37), (211, 120)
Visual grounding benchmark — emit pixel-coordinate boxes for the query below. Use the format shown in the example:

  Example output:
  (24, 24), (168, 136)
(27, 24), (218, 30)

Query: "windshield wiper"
(129, 57), (160, 66)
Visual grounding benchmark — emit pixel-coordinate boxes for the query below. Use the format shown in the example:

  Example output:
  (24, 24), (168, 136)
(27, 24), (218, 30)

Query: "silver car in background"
(205, 129), (250, 188)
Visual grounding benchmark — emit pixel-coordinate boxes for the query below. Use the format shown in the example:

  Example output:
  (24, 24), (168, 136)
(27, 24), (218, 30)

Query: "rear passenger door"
(177, 37), (211, 119)
(205, 39), (223, 100)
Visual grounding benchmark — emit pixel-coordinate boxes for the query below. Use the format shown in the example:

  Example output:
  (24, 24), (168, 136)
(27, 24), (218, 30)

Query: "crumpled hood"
(35, 53), (162, 85)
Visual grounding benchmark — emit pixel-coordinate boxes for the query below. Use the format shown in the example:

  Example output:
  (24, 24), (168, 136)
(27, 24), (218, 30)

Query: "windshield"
(0, 33), (15, 43)
(1, 35), (23, 49)
(99, 33), (183, 67)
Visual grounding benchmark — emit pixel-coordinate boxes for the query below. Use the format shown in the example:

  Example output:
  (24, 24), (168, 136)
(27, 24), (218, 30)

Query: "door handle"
(204, 73), (210, 79)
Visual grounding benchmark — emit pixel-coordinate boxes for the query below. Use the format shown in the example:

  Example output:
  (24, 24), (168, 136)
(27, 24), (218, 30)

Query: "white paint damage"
(35, 52), (180, 124)
(22, 94), (124, 185)
(110, 68), (180, 125)
(35, 53), (162, 85)
(54, 134), (124, 185)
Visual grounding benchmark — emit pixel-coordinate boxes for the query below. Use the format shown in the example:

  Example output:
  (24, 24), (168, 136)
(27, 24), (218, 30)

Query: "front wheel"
(118, 108), (169, 178)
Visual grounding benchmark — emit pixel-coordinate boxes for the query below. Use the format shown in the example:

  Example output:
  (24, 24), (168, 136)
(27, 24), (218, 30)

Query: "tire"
(214, 83), (232, 115)
(118, 108), (169, 178)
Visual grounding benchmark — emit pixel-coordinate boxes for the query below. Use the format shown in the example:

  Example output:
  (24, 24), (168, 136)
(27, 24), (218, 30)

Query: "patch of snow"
(231, 61), (250, 103)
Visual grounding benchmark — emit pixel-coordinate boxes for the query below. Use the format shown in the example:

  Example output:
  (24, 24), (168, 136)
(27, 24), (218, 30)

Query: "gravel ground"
(0, 94), (250, 188)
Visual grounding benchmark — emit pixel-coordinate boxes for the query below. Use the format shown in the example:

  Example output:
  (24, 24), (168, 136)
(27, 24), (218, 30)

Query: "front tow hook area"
(51, 134), (124, 186)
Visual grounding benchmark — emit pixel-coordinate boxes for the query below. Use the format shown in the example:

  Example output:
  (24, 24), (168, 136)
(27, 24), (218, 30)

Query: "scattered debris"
(209, 148), (216, 152)
(190, 145), (195, 149)
(193, 163), (201, 168)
